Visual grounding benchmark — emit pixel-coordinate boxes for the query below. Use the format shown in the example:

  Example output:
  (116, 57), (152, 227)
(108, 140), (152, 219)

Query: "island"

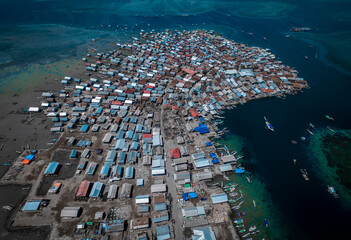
(0, 30), (308, 239)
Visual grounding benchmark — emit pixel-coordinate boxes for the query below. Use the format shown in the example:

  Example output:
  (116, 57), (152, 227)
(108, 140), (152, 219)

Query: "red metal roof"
(76, 180), (90, 197)
(143, 134), (153, 139)
(111, 101), (123, 105)
(189, 109), (199, 118)
(169, 148), (181, 159)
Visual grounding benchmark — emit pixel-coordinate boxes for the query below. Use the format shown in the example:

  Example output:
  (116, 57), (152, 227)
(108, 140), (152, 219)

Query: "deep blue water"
(1, 0), (351, 239)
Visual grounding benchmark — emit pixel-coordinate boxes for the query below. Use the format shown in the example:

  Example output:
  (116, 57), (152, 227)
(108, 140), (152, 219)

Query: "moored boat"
(327, 185), (339, 198)
(249, 226), (257, 232)
(264, 116), (274, 131)
(325, 115), (334, 121)
(300, 168), (309, 181)
(327, 126), (335, 133)
(307, 129), (314, 135)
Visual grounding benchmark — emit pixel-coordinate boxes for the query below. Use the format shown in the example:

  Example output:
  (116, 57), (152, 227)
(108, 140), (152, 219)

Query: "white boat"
(249, 226), (257, 232)
(2, 205), (13, 211)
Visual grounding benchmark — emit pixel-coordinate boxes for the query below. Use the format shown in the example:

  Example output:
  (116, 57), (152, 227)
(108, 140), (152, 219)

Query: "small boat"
(293, 159), (297, 165)
(300, 169), (310, 181)
(264, 116), (274, 132)
(253, 200), (256, 207)
(265, 219), (270, 228)
(242, 233), (250, 238)
(300, 137), (306, 141)
(305, 56), (309, 60)
(327, 126), (335, 133)
(327, 185), (339, 198)
(325, 115), (334, 121)
(309, 123), (315, 128)
(246, 176), (251, 183)
(307, 129), (314, 136)
(285, 34), (290, 38)
(249, 226), (257, 232)
(291, 27), (312, 32)
(291, 140), (297, 144)
(2, 205), (13, 211)
(234, 219), (243, 224)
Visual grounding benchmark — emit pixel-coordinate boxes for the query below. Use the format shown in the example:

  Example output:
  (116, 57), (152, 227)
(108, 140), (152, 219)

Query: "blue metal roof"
(105, 150), (117, 163)
(194, 159), (211, 168)
(115, 139), (125, 150)
(44, 161), (59, 175)
(126, 130), (134, 139)
(136, 195), (149, 199)
(125, 167), (134, 179)
(80, 124), (89, 132)
(137, 179), (144, 186)
(156, 225), (170, 240)
(90, 182), (104, 198)
(155, 203), (167, 211)
(100, 165), (110, 177)
(153, 214), (169, 223)
(135, 124), (143, 133)
(23, 200), (41, 211)
(118, 152), (126, 164)
(138, 205), (150, 212)
(116, 130), (125, 139)
(132, 133), (139, 141)
(130, 116), (138, 123)
(192, 226), (216, 240)
(131, 142), (139, 150)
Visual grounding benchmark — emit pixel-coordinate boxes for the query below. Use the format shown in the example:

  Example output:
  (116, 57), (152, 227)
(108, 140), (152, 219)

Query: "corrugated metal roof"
(219, 164), (233, 172)
(125, 166), (134, 179)
(154, 203), (167, 211)
(210, 193), (228, 204)
(156, 225), (170, 240)
(44, 161), (59, 175)
(76, 180), (90, 197)
(60, 207), (81, 218)
(90, 182), (104, 198)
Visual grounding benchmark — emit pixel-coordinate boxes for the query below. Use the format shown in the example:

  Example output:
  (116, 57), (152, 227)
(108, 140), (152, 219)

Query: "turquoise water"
(1, 0), (351, 239)
(307, 128), (351, 209)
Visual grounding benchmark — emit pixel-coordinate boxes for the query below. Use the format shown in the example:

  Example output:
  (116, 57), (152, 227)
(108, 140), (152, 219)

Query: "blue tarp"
(182, 193), (189, 201)
(194, 124), (210, 134)
(211, 158), (219, 164)
(25, 154), (35, 161)
(188, 192), (198, 199)
(235, 168), (246, 174)
(70, 149), (78, 158)
(205, 142), (213, 146)
(210, 153), (217, 158)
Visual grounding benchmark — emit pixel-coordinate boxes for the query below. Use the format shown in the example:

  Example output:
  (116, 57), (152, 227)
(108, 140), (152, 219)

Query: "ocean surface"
(1, 0), (351, 239)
